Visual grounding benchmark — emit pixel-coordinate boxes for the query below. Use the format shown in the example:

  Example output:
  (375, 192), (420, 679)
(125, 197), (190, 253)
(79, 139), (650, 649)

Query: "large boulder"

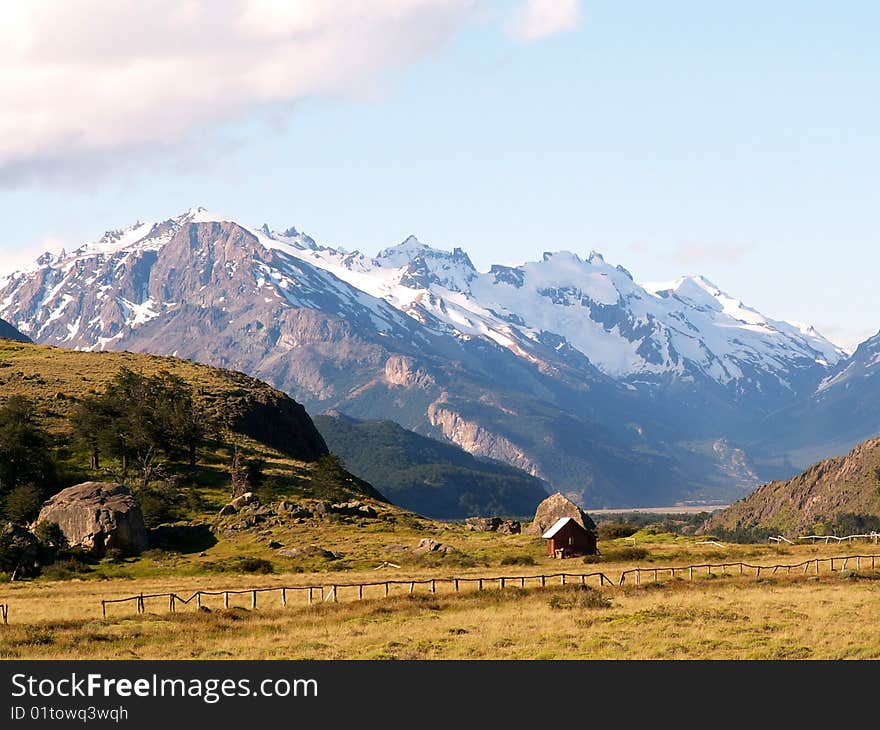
(527, 492), (596, 535)
(36, 482), (149, 556)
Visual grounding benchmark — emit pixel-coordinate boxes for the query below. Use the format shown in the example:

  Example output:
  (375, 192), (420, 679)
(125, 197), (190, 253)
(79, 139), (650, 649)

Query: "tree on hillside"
(72, 368), (205, 488)
(310, 452), (348, 500)
(0, 396), (57, 521)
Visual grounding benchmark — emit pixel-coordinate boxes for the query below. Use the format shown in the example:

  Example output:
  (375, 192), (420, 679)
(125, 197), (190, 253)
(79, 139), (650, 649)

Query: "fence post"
(431, 579), (436, 594)
(332, 585), (338, 603)
(653, 569), (658, 582)
(196, 592), (202, 609)
(454, 579), (459, 593)
(707, 565), (711, 576)
(102, 601), (106, 619)
(282, 588), (287, 607)
(385, 583), (390, 597)
(308, 588), (313, 605)
(520, 577), (525, 588)
(169, 595), (175, 613)
(498, 578), (504, 590)
(599, 574), (604, 587)
(830, 558), (834, 572)
(636, 569), (641, 585)
(478, 579), (483, 591)
(540, 575), (545, 588)
(139, 593), (145, 614)
(816, 559), (820, 575)
(581, 575), (586, 586)
(409, 582), (415, 594)
(358, 585), (363, 601)
(857, 557), (861, 571)
(739, 563), (744, 575)
(560, 575), (565, 586)
(1, 605), (6, 625)
(688, 567), (693, 580)
(224, 592), (229, 609)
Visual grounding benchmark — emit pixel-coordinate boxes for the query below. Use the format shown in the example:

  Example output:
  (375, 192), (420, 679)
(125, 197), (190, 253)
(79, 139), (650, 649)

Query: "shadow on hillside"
(148, 524), (218, 554)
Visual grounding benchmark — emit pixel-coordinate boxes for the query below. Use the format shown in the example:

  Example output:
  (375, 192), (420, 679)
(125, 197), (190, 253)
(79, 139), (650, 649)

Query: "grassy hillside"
(0, 340), (380, 507)
(703, 436), (880, 537)
(313, 412), (549, 519)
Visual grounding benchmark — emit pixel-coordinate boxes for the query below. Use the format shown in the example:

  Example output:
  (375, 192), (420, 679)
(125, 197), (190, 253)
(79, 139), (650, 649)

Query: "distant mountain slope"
(0, 317), (29, 342)
(314, 412), (550, 518)
(703, 437), (880, 535)
(744, 330), (880, 480)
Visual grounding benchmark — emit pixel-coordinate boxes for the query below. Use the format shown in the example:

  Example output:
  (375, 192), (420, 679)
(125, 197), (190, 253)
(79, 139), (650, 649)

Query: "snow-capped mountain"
(289, 234), (843, 396)
(0, 208), (851, 505)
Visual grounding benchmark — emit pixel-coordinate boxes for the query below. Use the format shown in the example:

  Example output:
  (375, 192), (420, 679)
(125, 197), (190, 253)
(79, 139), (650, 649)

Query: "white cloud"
(0, 1), (477, 179)
(507, 0), (581, 42)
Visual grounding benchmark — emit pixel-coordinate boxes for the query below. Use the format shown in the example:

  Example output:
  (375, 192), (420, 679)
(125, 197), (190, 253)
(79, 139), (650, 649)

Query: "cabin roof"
(542, 516), (578, 539)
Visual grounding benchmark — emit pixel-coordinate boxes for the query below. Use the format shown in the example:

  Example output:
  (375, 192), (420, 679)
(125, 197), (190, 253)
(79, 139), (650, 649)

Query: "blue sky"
(1, 1), (877, 349)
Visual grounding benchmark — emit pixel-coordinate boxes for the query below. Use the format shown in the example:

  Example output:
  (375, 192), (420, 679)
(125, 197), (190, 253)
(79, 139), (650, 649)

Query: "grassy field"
(2, 340), (878, 660)
(3, 539), (879, 660)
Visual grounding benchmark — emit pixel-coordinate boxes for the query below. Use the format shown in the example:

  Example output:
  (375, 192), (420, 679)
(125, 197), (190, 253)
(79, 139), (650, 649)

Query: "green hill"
(0, 340), (382, 509)
(313, 412), (550, 519)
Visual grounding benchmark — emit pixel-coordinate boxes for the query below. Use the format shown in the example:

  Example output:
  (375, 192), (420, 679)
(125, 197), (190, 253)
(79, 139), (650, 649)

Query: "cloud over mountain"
(0, 0), (477, 178)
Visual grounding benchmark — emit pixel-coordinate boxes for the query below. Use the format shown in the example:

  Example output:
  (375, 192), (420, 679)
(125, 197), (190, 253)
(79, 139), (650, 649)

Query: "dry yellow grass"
(2, 542), (879, 660)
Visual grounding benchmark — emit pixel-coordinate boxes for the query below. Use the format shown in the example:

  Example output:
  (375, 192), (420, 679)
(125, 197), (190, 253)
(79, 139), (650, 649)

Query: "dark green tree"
(71, 368), (205, 488)
(0, 397), (57, 519)
(310, 452), (348, 499)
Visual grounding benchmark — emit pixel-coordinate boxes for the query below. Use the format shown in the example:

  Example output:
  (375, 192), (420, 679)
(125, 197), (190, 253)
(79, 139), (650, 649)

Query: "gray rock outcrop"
(465, 517), (521, 534)
(36, 482), (149, 556)
(527, 492), (596, 535)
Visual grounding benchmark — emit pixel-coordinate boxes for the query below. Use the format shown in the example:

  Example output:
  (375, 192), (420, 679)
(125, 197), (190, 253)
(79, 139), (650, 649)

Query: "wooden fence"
(0, 604), (7, 625)
(100, 571), (615, 618)
(617, 554), (878, 585)
(795, 533), (880, 544)
(99, 553), (880, 618)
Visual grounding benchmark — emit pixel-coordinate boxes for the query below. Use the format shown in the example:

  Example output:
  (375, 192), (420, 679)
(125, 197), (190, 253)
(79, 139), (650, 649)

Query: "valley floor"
(2, 542), (879, 660)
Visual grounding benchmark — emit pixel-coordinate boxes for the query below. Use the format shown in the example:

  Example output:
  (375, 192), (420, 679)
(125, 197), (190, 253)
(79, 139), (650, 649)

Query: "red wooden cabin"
(542, 517), (598, 558)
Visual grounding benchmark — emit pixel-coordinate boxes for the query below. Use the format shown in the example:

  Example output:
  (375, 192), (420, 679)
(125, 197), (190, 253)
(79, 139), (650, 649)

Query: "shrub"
(597, 521), (640, 540)
(34, 522), (66, 551)
(548, 585), (612, 610)
(41, 556), (94, 581)
(206, 557), (275, 574)
(583, 546), (649, 564)
(500, 554), (536, 566)
(3, 484), (45, 524)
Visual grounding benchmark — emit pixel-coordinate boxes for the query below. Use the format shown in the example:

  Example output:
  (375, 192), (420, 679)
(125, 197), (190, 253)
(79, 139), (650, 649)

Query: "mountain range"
(1, 207), (875, 507)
